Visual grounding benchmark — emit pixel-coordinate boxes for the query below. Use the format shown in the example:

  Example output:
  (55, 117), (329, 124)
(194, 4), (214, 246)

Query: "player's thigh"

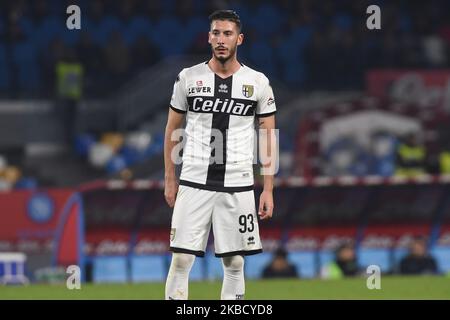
(212, 190), (261, 254)
(171, 186), (215, 249)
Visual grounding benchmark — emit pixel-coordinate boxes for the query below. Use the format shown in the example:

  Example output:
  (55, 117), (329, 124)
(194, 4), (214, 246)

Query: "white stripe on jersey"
(170, 62), (277, 192)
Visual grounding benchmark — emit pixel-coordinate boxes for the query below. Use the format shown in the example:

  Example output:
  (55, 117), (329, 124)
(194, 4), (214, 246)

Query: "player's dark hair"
(208, 10), (242, 32)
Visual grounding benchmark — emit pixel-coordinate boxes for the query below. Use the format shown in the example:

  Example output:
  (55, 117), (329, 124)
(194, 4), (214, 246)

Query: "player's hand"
(258, 190), (274, 220)
(164, 177), (179, 208)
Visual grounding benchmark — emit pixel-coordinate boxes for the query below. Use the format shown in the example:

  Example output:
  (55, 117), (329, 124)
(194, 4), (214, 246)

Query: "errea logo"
(218, 83), (228, 93)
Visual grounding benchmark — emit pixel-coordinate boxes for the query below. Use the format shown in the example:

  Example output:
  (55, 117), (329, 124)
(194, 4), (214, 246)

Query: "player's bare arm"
(258, 115), (276, 220)
(164, 108), (185, 207)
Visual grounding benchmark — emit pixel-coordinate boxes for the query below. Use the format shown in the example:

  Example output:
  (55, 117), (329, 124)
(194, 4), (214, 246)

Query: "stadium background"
(1, 0), (450, 298)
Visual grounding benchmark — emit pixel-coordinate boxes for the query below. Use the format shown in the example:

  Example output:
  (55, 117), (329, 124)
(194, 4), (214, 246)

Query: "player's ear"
(208, 31), (212, 44)
(237, 33), (243, 46)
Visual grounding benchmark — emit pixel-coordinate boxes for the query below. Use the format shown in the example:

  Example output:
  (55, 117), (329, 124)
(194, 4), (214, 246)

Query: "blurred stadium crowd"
(0, 0), (450, 99)
(1, 0), (450, 188)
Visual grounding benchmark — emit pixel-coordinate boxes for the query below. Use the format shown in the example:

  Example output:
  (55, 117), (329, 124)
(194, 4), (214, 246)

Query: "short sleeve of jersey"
(170, 69), (188, 113)
(256, 74), (277, 117)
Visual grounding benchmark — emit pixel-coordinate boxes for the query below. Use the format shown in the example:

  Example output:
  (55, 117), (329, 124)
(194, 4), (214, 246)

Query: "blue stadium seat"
(92, 256), (128, 283)
(244, 252), (272, 279)
(318, 250), (335, 270)
(0, 44), (9, 91)
(31, 17), (62, 50)
(86, 16), (123, 47)
(17, 17), (34, 38)
(289, 251), (317, 278)
(11, 42), (40, 91)
(248, 40), (277, 78)
(430, 246), (450, 274)
(357, 248), (391, 273)
(392, 248), (409, 266)
(248, 4), (283, 36)
(333, 13), (353, 31)
(206, 254), (223, 280)
(124, 16), (152, 46)
(372, 157), (395, 177)
(153, 17), (189, 56)
(185, 16), (207, 43)
(130, 255), (167, 282)
(60, 26), (81, 46)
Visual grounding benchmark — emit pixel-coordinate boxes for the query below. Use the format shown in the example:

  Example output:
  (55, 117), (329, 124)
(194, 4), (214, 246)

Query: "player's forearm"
(258, 115), (276, 192)
(164, 109), (185, 180)
(262, 174), (274, 192)
(164, 125), (179, 180)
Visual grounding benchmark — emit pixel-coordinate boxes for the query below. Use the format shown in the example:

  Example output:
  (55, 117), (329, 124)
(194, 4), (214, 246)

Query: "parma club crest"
(242, 85), (254, 98)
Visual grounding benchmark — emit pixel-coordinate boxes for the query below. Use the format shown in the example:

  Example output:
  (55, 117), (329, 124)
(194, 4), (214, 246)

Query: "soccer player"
(164, 10), (277, 300)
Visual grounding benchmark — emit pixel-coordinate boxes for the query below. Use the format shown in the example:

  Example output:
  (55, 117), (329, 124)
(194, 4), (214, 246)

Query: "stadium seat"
(244, 252), (272, 279)
(125, 16), (152, 46)
(31, 17), (62, 50)
(248, 4), (283, 37)
(0, 44), (9, 91)
(186, 16), (207, 41)
(289, 251), (317, 278)
(86, 16), (123, 47)
(11, 42), (40, 91)
(357, 248), (392, 273)
(130, 255), (167, 282)
(92, 256), (128, 283)
(248, 40), (277, 78)
(153, 17), (189, 56)
(430, 246), (450, 274)
(17, 17), (34, 39)
(392, 247), (409, 266)
(318, 250), (335, 271)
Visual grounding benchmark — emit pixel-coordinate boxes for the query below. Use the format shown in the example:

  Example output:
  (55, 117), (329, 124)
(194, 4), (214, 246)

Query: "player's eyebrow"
(211, 28), (234, 34)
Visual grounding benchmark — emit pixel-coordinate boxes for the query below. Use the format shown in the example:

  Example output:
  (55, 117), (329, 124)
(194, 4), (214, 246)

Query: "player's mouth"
(216, 47), (227, 54)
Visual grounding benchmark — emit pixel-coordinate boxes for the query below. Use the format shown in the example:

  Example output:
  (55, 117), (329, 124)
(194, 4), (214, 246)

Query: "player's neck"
(208, 56), (241, 78)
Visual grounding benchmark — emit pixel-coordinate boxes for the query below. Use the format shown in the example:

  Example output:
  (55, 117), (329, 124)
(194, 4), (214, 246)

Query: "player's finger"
(260, 204), (273, 220)
(165, 193), (175, 207)
(258, 198), (265, 216)
(259, 211), (270, 220)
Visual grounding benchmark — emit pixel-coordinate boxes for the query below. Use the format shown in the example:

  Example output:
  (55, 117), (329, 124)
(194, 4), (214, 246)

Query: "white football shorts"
(169, 185), (263, 257)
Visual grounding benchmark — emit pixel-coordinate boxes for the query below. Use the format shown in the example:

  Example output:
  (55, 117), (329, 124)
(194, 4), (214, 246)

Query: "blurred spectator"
(103, 31), (131, 90)
(399, 237), (438, 275)
(395, 132), (426, 177)
(1, 0), (450, 97)
(76, 32), (104, 96)
(131, 35), (160, 72)
(321, 241), (361, 279)
(262, 247), (298, 279)
(56, 48), (83, 143)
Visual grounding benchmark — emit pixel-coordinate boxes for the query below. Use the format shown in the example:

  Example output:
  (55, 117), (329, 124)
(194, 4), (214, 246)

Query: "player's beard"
(212, 43), (237, 64)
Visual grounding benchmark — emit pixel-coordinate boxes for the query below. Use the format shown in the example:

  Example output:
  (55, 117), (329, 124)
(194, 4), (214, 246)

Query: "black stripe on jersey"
(180, 179), (253, 192)
(187, 96), (256, 116)
(206, 74), (233, 186)
(256, 110), (277, 117)
(169, 105), (187, 114)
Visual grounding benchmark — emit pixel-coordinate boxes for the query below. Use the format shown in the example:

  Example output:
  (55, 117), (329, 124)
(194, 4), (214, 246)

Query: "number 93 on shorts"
(169, 185), (263, 257)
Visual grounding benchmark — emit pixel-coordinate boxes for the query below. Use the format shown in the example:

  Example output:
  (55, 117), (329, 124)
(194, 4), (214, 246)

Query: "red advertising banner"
(0, 189), (83, 266)
(366, 69), (450, 111)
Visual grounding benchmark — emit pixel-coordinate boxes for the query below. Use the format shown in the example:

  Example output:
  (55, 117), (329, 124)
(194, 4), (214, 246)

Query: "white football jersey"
(170, 61), (277, 192)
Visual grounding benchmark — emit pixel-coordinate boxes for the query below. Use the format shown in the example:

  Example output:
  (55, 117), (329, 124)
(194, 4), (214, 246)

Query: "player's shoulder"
(179, 61), (209, 78)
(240, 64), (270, 86)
